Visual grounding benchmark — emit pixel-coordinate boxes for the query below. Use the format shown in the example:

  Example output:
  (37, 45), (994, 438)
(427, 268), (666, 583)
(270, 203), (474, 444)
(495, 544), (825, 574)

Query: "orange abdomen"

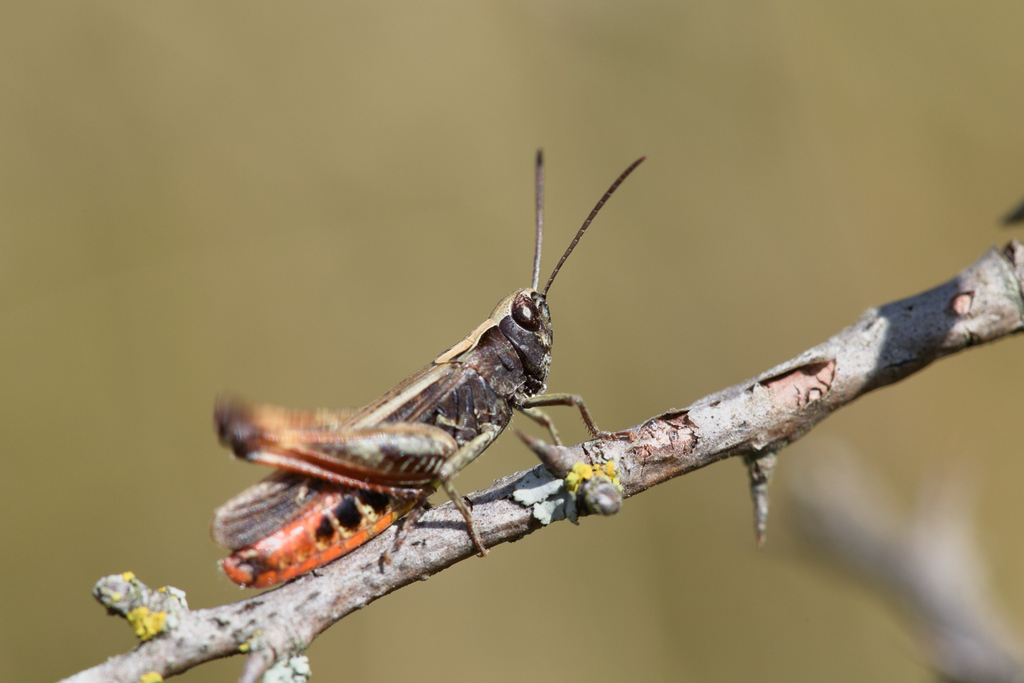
(221, 489), (420, 588)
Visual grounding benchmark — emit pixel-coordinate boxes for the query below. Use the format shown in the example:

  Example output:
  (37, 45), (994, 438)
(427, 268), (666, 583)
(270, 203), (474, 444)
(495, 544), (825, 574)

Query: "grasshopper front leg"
(519, 393), (606, 445)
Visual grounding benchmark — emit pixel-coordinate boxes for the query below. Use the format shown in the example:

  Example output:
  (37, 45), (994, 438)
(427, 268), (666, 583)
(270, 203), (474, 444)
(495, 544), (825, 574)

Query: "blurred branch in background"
(790, 450), (1024, 683)
(63, 241), (1024, 683)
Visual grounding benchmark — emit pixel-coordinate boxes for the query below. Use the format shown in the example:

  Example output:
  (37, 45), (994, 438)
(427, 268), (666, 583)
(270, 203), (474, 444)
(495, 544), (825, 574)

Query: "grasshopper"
(212, 153), (645, 587)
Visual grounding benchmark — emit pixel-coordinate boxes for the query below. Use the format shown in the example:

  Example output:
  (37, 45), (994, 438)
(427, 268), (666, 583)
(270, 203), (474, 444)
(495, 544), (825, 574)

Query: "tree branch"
(63, 241), (1024, 683)
(790, 451), (1024, 682)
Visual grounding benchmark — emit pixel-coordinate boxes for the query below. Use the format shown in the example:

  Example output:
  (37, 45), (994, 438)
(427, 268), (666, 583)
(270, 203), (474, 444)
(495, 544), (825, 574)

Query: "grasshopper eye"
(512, 293), (541, 331)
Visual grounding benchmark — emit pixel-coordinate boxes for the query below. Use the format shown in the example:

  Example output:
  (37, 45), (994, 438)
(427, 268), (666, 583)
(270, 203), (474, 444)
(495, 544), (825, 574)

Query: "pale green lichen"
(262, 655), (312, 683)
(514, 460), (623, 525)
(513, 468), (576, 524)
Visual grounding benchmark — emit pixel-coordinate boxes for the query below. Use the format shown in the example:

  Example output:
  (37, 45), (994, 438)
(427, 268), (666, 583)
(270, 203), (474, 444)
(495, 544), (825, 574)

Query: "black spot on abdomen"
(333, 498), (363, 529)
(358, 490), (390, 515)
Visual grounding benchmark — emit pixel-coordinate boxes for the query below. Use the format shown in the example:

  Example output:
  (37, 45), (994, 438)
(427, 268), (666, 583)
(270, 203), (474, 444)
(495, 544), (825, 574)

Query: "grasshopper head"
(490, 287), (553, 397)
(468, 153), (644, 399)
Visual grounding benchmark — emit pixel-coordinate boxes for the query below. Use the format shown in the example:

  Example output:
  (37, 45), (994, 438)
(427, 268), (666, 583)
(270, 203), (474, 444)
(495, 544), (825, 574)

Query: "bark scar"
(760, 359), (836, 410)
(633, 413), (696, 458)
(949, 291), (974, 316)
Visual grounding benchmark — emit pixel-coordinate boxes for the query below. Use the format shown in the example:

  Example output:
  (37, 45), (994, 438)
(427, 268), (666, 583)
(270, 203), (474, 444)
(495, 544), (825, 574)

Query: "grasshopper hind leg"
(383, 483), (488, 563)
(382, 497), (433, 565)
(384, 428), (499, 563)
(440, 479), (488, 557)
(430, 428), (501, 557)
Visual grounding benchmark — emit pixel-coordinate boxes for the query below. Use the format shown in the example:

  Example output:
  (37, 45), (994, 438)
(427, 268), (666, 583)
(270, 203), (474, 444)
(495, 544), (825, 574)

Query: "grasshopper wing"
(215, 395), (360, 436)
(216, 396), (459, 492)
(211, 470), (326, 550)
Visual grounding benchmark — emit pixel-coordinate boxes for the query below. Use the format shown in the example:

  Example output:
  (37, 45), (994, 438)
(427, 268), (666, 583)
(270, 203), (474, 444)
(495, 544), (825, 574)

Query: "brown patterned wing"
(215, 391), (460, 491)
(211, 470), (327, 551)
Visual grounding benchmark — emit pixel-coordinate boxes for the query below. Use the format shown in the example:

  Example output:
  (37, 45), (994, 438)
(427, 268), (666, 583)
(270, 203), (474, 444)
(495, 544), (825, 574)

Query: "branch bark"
(63, 241), (1024, 683)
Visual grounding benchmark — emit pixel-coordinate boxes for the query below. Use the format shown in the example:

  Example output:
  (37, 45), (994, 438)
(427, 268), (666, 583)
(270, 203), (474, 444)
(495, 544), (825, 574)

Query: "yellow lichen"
(239, 629), (262, 653)
(139, 672), (163, 683)
(599, 461), (622, 490)
(564, 461), (622, 495)
(121, 571), (136, 582)
(126, 606), (167, 641)
(564, 462), (594, 494)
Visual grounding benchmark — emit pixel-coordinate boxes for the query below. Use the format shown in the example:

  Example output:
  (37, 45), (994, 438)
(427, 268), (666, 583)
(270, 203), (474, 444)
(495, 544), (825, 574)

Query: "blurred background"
(3, 2), (1023, 681)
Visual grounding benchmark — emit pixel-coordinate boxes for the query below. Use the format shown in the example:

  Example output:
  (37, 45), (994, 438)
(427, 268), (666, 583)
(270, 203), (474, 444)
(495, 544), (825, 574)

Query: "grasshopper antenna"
(532, 149), (545, 291)
(542, 156), (646, 297)
(1003, 194), (1024, 226)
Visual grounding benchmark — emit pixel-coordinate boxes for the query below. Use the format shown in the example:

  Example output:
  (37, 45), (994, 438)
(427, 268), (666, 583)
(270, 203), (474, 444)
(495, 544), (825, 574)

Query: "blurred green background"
(3, 2), (1023, 681)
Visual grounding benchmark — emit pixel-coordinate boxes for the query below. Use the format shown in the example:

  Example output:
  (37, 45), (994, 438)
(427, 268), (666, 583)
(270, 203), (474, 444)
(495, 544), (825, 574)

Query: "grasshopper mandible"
(212, 152), (645, 587)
